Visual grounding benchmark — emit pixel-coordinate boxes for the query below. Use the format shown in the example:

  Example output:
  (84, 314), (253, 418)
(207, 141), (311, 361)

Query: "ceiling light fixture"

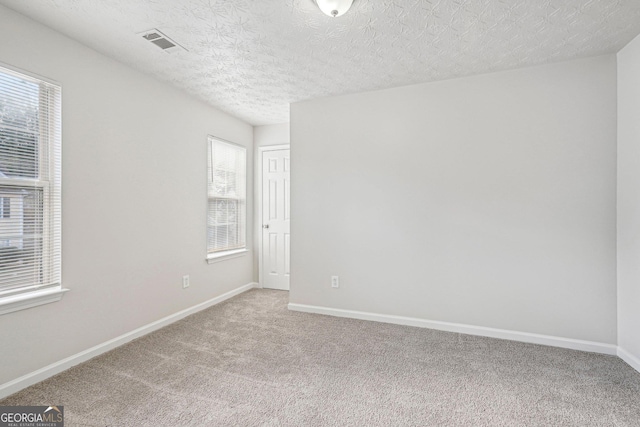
(314, 0), (354, 17)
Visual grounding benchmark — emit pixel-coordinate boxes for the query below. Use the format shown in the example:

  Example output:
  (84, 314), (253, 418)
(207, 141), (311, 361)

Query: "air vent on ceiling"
(138, 29), (187, 54)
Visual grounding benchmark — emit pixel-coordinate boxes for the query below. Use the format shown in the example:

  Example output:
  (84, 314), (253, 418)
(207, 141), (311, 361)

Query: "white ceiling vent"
(138, 29), (187, 54)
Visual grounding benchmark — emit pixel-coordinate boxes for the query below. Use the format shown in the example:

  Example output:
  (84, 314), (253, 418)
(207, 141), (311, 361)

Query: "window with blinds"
(0, 65), (62, 304)
(207, 137), (246, 256)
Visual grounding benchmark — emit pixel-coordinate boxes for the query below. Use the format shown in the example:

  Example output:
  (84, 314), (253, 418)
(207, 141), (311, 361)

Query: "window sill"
(206, 248), (248, 264)
(0, 287), (69, 316)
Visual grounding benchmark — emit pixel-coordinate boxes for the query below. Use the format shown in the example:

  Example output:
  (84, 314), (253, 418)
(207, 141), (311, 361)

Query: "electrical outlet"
(182, 275), (190, 289)
(331, 276), (339, 288)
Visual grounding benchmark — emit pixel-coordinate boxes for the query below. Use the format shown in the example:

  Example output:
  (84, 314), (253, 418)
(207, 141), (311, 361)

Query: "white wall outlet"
(182, 275), (190, 289)
(331, 276), (339, 288)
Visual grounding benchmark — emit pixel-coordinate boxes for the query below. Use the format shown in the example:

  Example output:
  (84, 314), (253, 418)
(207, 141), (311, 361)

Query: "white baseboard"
(618, 347), (640, 374)
(0, 282), (259, 400)
(288, 303), (618, 356)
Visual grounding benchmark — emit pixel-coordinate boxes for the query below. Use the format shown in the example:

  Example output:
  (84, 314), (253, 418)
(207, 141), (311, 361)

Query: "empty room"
(0, 0), (639, 425)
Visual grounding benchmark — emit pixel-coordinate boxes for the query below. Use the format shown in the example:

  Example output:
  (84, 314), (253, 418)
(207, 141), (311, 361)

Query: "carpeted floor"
(2, 289), (640, 426)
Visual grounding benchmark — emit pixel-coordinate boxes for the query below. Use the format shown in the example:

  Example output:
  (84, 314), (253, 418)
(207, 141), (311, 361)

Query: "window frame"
(0, 63), (66, 315)
(206, 136), (247, 263)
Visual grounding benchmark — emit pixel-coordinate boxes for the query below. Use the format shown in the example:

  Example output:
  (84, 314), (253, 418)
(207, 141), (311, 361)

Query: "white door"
(261, 149), (290, 290)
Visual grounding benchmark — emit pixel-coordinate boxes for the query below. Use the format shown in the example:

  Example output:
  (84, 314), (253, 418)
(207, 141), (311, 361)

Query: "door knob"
(263, 224), (269, 229)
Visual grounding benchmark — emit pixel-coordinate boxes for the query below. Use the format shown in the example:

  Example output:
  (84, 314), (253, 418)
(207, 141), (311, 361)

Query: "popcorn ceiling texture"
(1, 0), (640, 125)
(2, 289), (640, 426)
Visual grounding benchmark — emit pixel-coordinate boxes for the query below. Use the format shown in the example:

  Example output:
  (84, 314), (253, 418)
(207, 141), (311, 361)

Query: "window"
(0, 197), (9, 219)
(0, 65), (64, 314)
(207, 137), (246, 260)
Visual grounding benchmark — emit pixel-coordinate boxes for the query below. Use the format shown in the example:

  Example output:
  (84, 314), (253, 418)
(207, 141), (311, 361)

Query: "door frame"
(256, 144), (290, 288)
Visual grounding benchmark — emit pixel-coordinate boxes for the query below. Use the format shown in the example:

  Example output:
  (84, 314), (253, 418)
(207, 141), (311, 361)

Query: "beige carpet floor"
(2, 289), (640, 426)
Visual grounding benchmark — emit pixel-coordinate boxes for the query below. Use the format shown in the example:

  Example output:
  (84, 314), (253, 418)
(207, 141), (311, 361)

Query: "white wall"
(0, 5), (254, 385)
(253, 123), (290, 281)
(617, 34), (640, 366)
(254, 123), (290, 148)
(290, 55), (618, 344)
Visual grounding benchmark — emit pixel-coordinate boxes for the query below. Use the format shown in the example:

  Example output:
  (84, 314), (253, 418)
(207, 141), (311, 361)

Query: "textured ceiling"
(1, 0), (640, 125)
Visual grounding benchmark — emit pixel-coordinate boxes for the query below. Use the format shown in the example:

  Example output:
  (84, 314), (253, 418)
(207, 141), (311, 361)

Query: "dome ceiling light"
(314, 0), (354, 17)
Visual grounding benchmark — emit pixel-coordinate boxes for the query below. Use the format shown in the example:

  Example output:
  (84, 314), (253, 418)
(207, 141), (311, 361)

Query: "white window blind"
(207, 137), (246, 255)
(0, 65), (62, 300)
